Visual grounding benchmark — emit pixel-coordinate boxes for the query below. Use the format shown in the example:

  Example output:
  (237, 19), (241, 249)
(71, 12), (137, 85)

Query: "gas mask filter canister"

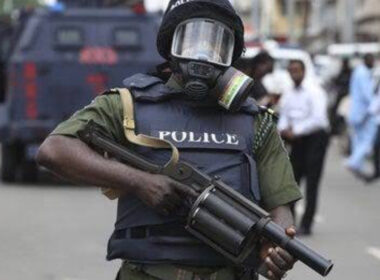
(213, 67), (255, 112)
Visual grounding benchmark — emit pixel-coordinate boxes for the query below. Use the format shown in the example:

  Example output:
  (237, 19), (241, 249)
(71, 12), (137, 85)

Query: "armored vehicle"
(0, 6), (163, 182)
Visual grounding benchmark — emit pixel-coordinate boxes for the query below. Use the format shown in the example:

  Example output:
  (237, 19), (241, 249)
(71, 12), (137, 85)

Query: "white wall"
(39, 0), (57, 4)
(144, 0), (168, 12)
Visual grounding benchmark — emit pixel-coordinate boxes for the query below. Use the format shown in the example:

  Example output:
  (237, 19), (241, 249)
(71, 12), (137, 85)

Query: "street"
(0, 141), (379, 280)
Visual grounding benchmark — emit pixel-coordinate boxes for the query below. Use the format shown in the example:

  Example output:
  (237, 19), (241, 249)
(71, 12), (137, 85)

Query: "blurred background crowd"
(0, 1), (379, 280)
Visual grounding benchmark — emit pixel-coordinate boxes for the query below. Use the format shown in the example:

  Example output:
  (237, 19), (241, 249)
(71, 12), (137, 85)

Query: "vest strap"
(101, 88), (181, 200)
(117, 87), (179, 169)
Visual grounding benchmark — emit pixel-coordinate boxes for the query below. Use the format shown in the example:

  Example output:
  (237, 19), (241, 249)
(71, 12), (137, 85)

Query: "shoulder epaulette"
(258, 106), (279, 121)
(253, 106), (278, 155)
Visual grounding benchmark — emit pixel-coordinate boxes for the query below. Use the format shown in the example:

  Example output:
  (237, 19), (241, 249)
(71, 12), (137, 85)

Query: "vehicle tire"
(1, 143), (22, 182)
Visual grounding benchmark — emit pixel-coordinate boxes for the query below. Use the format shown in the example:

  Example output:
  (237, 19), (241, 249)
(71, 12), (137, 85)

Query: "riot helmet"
(157, 0), (254, 112)
(157, 0), (244, 63)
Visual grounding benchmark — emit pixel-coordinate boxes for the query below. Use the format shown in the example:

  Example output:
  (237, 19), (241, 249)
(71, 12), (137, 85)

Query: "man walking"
(278, 60), (329, 235)
(345, 54), (377, 180)
(369, 81), (380, 181)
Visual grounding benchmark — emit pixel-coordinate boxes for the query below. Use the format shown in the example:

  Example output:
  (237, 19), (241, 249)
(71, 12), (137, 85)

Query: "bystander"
(331, 58), (352, 135)
(345, 54), (377, 180)
(235, 51), (274, 101)
(278, 60), (329, 235)
(369, 81), (380, 181)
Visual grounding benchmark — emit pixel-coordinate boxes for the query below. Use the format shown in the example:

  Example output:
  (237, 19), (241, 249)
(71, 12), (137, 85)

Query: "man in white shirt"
(278, 60), (329, 235)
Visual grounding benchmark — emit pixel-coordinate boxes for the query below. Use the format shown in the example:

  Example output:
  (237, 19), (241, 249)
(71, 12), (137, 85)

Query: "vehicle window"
(19, 17), (41, 51)
(113, 28), (141, 49)
(54, 27), (83, 49)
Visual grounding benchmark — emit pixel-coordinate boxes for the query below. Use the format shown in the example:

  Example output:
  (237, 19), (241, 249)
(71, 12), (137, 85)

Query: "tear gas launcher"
(78, 121), (333, 277)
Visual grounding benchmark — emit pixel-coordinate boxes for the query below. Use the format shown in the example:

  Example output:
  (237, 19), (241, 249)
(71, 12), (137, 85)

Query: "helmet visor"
(171, 18), (235, 67)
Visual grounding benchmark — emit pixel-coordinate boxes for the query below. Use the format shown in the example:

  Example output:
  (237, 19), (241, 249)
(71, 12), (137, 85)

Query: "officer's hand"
(135, 173), (197, 215)
(259, 227), (297, 280)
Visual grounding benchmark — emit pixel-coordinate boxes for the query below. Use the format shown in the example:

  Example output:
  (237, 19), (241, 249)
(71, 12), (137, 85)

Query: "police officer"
(36, 1), (302, 279)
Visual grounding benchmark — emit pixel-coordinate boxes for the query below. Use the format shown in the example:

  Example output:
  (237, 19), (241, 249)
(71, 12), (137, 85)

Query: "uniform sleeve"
(50, 94), (126, 144)
(255, 116), (302, 210)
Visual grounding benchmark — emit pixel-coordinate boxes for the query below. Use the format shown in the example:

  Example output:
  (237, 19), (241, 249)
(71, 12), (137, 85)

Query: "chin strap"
(101, 88), (180, 200)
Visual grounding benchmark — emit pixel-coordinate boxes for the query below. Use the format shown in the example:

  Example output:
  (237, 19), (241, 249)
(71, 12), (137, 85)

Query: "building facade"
(356, 0), (380, 42)
(234, 0), (309, 41)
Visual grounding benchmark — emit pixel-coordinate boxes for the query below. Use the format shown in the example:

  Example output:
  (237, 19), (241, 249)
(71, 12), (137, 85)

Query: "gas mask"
(171, 18), (254, 111)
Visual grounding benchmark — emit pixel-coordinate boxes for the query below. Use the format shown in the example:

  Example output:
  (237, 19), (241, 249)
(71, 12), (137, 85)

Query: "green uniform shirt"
(51, 80), (301, 210)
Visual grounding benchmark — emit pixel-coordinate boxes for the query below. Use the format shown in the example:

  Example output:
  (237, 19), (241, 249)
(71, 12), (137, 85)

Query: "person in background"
(369, 82), (380, 181)
(278, 59), (329, 236)
(261, 72), (285, 111)
(235, 51), (274, 101)
(330, 58), (352, 135)
(345, 54), (377, 180)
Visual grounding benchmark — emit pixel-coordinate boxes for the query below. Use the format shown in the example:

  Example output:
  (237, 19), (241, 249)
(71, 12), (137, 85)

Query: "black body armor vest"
(107, 74), (261, 267)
